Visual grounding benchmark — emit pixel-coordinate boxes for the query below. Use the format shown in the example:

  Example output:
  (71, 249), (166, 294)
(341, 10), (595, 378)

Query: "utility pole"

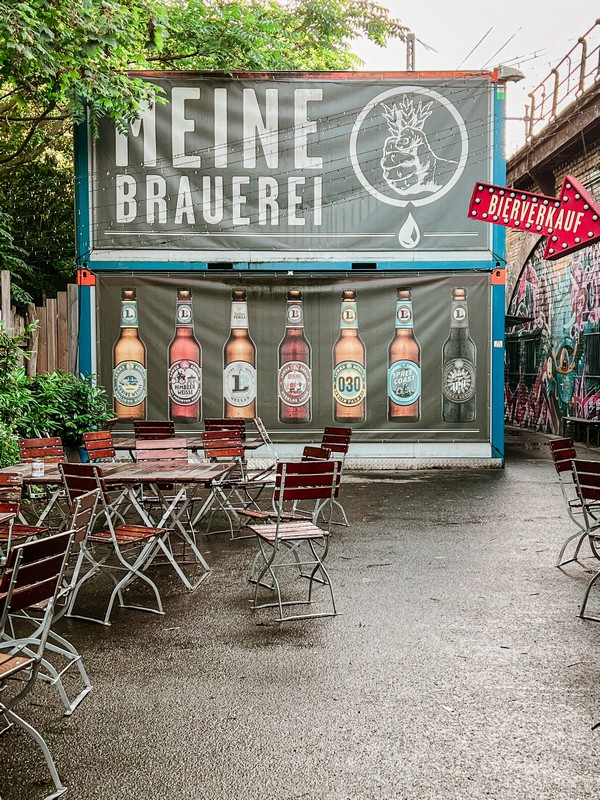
(406, 32), (415, 70)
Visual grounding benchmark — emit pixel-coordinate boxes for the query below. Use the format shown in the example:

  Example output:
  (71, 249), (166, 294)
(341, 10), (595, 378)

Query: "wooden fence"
(0, 270), (79, 376)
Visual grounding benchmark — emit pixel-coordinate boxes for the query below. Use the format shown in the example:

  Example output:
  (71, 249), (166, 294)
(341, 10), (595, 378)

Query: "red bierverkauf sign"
(468, 175), (600, 260)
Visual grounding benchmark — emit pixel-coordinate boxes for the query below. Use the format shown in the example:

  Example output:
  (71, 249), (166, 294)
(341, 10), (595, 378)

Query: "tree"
(0, 0), (407, 173)
(0, 0), (407, 302)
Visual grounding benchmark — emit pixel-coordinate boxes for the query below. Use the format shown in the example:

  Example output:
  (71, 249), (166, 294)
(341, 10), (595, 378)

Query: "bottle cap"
(453, 287), (467, 300)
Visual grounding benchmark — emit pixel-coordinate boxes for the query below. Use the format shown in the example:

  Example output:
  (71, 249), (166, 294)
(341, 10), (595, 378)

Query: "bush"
(0, 323), (113, 465)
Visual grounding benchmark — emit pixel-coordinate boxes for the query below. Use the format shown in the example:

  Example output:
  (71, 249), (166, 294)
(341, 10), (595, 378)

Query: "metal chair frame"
(246, 460), (339, 622)
(4, 490), (100, 717)
(572, 459), (600, 621)
(549, 438), (600, 566)
(0, 531), (74, 799)
(60, 463), (168, 626)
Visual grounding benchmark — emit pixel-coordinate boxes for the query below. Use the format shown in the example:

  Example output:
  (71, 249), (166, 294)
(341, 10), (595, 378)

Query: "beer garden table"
(0, 461), (236, 587)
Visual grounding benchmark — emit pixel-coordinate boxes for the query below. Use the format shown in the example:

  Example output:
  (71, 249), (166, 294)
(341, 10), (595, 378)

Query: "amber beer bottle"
(388, 288), (421, 421)
(112, 288), (147, 419)
(223, 289), (257, 419)
(332, 289), (366, 422)
(442, 287), (476, 422)
(278, 290), (312, 423)
(168, 288), (202, 422)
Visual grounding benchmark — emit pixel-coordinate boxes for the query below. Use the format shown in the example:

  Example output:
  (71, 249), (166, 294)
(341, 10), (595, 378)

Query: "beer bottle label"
(451, 302), (468, 327)
(333, 360), (366, 407)
(395, 302), (413, 328)
(278, 361), (311, 407)
(176, 303), (193, 327)
(169, 360), (201, 405)
(230, 302), (249, 329)
(340, 303), (358, 329)
(113, 361), (147, 406)
(286, 304), (303, 327)
(388, 360), (421, 405)
(442, 358), (476, 402)
(120, 302), (138, 328)
(224, 361), (257, 407)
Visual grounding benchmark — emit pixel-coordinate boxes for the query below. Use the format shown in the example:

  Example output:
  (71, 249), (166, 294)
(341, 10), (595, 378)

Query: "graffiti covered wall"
(505, 240), (600, 432)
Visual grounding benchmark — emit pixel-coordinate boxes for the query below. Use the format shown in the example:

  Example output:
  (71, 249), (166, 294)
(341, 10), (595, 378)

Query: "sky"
(353, 0), (597, 154)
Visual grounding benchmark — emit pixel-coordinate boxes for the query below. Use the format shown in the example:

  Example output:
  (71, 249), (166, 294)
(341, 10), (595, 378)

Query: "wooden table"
(560, 415), (600, 446)
(0, 461), (235, 588)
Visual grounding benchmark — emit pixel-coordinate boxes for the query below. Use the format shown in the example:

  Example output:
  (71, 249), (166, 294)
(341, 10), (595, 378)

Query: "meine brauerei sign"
(90, 73), (494, 258)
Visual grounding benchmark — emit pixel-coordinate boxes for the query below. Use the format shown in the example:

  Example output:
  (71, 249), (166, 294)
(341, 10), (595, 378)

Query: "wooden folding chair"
(133, 420), (176, 440)
(0, 473), (51, 566)
(18, 437), (68, 527)
(548, 438), (600, 566)
(0, 530), (74, 799)
(571, 459), (600, 621)
(60, 463), (168, 626)
(246, 460), (339, 622)
(3, 492), (98, 717)
(317, 427), (351, 526)
(199, 430), (247, 537)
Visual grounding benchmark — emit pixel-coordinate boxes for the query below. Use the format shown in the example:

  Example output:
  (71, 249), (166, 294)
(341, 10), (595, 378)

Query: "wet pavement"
(2, 426), (600, 800)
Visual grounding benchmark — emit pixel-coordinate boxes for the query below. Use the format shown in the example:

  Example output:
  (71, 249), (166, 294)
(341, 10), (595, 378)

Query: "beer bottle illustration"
(112, 288), (147, 419)
(223, 289), (257, 419)
(332, 289), (366, 422)
(278, 289), (312, 424)
(388, 288), (421, 421)
(442, 287), (476, 422)
(168, 288), (202, 423)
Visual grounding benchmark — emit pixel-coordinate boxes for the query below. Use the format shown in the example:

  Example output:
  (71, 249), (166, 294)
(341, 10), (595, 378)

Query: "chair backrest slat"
(202, 430), (244, 460)
(275, 461), (338, 504)
(321, 427), (351, 457)
(0, 472), (23, 515)
(302, 446), (331, 462)
(135, 437), (189, 462)
(549, 437), (577, 474)
(18, 437), (65, 463)
(60, 462), (106, 504)
(133, 420), (176, 440)
(0, 531), (73, 620)
(67, 489), (100, 545)
(83, 430), (116, 461)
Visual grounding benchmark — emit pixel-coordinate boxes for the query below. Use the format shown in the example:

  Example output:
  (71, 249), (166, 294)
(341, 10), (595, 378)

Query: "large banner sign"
(97, 272), (490, 443)
(90, 74), (493, 259)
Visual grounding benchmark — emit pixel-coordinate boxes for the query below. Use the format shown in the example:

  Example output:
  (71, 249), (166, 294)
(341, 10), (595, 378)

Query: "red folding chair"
(60, 462), (168, 626)
(549, 438), (600, 566)
(245, 460), (339, 622)
(0, 530), (74, 798)
(0, 473), (50, 565)
(571, 459), (600, 621)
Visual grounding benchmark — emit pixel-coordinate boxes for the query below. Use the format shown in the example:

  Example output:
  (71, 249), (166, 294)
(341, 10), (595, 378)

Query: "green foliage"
(0, 0), (407, 303)
(22, 372), (113, 447)
(0, 0), (407, 171)
(0, 323), (113, 465)
(0, 207), (34, 307)
(1, 155), (75, 303)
